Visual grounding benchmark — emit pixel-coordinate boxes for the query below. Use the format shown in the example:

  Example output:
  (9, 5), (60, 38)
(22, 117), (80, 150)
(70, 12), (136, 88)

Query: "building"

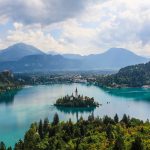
(75, 88), (78, 98)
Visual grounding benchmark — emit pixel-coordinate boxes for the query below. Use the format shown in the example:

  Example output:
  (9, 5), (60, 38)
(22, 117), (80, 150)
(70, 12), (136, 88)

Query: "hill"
(0, 43), (44, 61)
(0, 54), (82, 72)
(0, 43), (149, 72)
(62, 48), (148, 70)
(96, 61), (150, 87)
(0, 70), (21, 92)
(63, 54), (83, 59)
(82, 48), (148, 70)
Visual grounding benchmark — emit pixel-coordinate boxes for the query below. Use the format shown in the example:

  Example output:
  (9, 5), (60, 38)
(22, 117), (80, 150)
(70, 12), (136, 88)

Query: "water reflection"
(102, 87), (150, 102)
(0, 89), (20, 105)
(55, 106), (95, 114)
(55, 106), (95, 121)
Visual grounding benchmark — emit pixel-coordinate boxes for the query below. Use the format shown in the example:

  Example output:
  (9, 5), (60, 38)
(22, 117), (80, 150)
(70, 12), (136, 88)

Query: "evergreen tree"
(52, 113), (59, 126)
(49, 126), (56, 137)
(24, 124), (40, 150)
(121, 114), (129, 125)
(38, 119), (43, 139)
(88, 112), (94, 122)
(7, 147), (12, 150)
(103, 115), (114, 125)
(131, 137), (144, 150)
(113, 136), (124, 150)
(80, 124), (86, 137)
(0, 142), (6, 150)
(0, 114), (149, 150)
(43, 118), (49, 135)
(14, 140), (24, 150)
(106, 124), (114, 139)
(114, 114), (119, 123)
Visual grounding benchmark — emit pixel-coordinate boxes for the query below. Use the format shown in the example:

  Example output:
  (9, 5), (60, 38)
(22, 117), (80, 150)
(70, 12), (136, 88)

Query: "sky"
(0, 0), (150, 56)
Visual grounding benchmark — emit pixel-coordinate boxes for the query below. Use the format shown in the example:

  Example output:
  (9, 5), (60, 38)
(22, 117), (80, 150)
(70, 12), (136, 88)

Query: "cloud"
(1, 0), (150, 56)
(0, 0), (91, 25)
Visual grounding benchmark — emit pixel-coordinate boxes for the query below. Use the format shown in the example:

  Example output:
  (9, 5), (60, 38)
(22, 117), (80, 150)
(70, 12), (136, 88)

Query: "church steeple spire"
(75, 87), (78, 98)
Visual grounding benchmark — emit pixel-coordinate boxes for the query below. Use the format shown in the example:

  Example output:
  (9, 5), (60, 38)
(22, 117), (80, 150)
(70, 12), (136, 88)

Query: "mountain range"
(0, 43), (149, 72)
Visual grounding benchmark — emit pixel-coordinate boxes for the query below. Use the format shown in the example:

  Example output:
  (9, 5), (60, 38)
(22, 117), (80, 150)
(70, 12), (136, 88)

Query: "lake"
(0, 83), (150, 147)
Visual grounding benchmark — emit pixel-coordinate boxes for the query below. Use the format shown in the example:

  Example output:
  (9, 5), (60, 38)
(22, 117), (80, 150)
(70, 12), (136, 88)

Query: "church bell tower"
(75, 88), (78, 98)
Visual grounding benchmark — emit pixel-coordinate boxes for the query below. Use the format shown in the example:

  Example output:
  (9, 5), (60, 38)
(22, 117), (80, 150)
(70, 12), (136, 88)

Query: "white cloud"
(0, 0), (150, 56)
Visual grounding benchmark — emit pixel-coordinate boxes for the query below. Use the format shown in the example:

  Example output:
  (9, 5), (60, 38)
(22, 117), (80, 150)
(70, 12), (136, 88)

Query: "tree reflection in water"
(55, 106), (95, 121)
(0, 89), (20, 105)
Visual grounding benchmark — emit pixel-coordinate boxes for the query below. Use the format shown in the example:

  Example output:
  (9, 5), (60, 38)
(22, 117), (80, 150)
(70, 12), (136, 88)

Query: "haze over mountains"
(0, 43), (149, 72)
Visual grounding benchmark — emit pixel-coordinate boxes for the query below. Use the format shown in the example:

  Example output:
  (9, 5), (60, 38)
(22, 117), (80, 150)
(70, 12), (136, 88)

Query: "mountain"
(63, 54), (83, 59)
(0, 43), (45, 61)
(47, 51), (59, 55)
(0, 54), (82, 72)
(96, 61), (150, 87)
(0, 44), (149, 72)
(81, 48), (149, 70)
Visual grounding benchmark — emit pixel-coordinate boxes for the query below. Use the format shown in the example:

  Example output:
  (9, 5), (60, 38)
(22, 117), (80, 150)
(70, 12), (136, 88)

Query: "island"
(54, 88), (99, 107)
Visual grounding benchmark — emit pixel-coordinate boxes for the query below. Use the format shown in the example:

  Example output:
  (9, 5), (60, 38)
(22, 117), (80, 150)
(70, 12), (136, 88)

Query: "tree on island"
(54, 88), (99, 108)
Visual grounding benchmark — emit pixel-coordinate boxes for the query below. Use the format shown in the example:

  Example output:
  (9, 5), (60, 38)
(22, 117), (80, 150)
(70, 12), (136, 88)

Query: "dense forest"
(0, 70), (22, 92)
(1, 113), (150, 150)
(96, 61), (150, 87)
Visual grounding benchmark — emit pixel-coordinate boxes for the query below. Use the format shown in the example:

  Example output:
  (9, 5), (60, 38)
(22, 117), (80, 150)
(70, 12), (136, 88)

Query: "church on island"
(70, 88), (79, 100)
(54, 88), (99, 108)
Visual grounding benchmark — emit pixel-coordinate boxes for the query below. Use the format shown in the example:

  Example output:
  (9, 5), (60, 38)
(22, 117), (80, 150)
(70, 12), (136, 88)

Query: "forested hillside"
(96, 61), (150, 87)
(1, 114), (150, 150)
(0, 70), (21, 92)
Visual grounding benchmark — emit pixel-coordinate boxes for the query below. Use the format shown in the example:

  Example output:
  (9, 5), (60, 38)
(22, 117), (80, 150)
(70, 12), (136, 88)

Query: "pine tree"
(131, 137), (144, 150)
(38, 119), (43, 139)
(0, 142), (6, 150)
(114, 114), (119, 123)
(88, 112), (94, 122)
(7, 147), (12, 150)
(52, 113), (59, 126)
(24, 124), (40, 150)
(113, 136), (124, 150)
(121, 114), (129, 125)
(106, 124), (114, 139)
(14, 140), (24, 150)
(43, 118), (49, 135)
(103, 115), (114, 125)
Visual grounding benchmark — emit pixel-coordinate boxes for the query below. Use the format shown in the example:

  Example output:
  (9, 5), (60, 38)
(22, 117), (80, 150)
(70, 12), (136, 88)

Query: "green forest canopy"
(1, 113), (150, 150)
(96, 61), (150, 87)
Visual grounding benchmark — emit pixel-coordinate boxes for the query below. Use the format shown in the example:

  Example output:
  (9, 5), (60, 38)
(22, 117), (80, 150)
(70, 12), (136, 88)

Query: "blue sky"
(0, 0), (150, 56)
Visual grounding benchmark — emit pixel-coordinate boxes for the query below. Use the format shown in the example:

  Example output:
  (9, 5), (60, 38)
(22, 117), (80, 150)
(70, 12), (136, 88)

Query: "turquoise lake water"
(0, 83), (150, 147)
